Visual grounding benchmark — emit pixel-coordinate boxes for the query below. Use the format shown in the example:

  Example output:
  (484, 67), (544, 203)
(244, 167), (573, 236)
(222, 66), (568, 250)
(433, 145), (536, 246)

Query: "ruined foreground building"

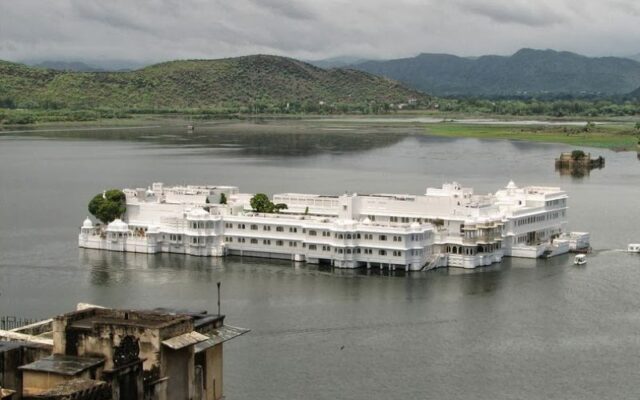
(0, 305), (248, 400)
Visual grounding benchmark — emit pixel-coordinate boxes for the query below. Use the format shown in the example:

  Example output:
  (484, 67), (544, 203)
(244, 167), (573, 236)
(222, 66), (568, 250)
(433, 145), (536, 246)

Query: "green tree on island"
(250, 194), (288, 213)
(88, 189), (127, 224)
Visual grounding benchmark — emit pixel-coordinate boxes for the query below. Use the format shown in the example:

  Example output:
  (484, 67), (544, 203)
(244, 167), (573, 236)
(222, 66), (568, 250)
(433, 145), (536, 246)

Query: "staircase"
(423, 254), (447, 271)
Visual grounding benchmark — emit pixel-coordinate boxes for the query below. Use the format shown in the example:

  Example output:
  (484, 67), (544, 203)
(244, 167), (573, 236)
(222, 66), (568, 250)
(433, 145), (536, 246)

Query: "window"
(276, 240), (284, 246)
(309, 244), (317, 250)
(250, 238), (258, 244)
(356, 233), (361, 239)
(393, 236), (402, 242)
(338, 234), (344, 239)
(322, 245), (330, 251)
(238, 224), (245, 229)
(251, 224), (258, 230)
(322, 231), (330, 237)
(379, 235), (387, 241)
(289, 227), (298, 233)
(276, 226), (284, 232)
(393, 250), (402, 257)
(378, 250), (387, 256)
(263, 239), (271, 245)
(309, 230), (317, 236)
(346, 248), (352, 254)
(346, 234), (352, 239)
(263, 225), (271, 231)
(289, 241), (297, 247)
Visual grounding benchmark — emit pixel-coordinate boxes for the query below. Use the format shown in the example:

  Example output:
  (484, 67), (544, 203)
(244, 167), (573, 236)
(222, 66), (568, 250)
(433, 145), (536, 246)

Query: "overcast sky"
(1, 0), (639, 64)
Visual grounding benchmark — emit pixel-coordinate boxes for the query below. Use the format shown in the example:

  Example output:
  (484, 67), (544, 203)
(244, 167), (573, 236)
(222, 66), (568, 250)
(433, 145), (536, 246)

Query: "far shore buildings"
(0, 304), (247, 400)
(79, 181), (589, 270)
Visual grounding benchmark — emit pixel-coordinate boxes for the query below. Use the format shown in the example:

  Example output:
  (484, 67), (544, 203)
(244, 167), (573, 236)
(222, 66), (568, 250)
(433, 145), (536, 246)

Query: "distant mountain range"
(0, 55), (428, 110)
(306, 56), (371, 69)
(351, 48), (640, 97)
(24, 60), (147, 72)
(626, 53), (640, 63)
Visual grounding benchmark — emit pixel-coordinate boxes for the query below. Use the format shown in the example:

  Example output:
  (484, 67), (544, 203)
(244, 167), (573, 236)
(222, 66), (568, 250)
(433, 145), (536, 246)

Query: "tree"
(219, 193), (227, 204)
(635, 122), (640, 132)
(250, 193), (273, 213)
(88, 189), (127, 224)
(571, 150), (586, 160)
(273, 203), (288, 213)
(583, 121), (596, 132)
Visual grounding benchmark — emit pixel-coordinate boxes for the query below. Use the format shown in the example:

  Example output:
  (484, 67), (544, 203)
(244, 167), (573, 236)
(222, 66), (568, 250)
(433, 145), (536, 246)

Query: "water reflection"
(0, 119), (408, 157)
(81, 249), (224, 286)
(555, 163), (604, 178)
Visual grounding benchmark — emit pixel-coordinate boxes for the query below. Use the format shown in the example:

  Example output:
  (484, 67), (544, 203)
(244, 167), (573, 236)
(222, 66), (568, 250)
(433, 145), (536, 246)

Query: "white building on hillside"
(79, 181), (587, 270)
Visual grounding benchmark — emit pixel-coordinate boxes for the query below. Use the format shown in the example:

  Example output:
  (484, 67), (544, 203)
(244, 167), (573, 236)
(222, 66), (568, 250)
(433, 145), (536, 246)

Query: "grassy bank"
(425, 122), (640, 150)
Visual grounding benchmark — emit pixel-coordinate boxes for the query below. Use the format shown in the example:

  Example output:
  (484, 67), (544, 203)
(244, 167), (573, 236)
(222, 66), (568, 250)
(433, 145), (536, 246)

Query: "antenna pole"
(217, 281), (221, 315)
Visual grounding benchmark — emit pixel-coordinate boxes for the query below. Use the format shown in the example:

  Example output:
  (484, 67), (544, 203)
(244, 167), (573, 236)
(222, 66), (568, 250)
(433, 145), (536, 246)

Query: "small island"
(555, 150), (604, 177)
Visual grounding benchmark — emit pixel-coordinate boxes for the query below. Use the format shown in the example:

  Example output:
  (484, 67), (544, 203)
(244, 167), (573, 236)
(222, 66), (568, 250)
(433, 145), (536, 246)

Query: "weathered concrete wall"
(208, 345), (223, 400)
(21, 371), (89, 397)
(161, 347), (193, 400)
(0, 347), (22, 398)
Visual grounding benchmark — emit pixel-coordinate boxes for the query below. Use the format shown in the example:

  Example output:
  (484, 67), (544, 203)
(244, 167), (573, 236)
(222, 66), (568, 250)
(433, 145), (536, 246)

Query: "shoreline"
(2, 114), (638, 151)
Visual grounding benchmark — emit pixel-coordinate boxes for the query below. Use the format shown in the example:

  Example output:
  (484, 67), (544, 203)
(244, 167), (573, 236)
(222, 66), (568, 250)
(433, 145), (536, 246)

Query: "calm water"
(1, 119), (640, 399)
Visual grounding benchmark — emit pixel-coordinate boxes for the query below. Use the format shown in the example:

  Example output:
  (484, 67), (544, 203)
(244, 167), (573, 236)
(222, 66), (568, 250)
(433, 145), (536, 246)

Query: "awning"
(162, 331), (209, 350)
(195, 325), (250, 353)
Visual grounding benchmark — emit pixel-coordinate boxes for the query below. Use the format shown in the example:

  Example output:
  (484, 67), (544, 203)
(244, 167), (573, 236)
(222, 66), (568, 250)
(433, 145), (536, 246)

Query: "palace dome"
(106, 218), (129, 232)
(82, 217), (93, 229)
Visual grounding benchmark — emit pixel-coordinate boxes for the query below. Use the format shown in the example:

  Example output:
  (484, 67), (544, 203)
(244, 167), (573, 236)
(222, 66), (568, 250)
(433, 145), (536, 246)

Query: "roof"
(19, 355), (104, 376)
(66, 310), (190, 330)
(0, 341), (23, 352)
(162, 331), (208, 350)
(194, 325), (250, 353)
(35, 379), (110, 396)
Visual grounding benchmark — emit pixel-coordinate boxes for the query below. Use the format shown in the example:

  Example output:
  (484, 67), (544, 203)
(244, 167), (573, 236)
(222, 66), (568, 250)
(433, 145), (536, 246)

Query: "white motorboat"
(628, 244), (640, 253)
(574, 254), (587, 265)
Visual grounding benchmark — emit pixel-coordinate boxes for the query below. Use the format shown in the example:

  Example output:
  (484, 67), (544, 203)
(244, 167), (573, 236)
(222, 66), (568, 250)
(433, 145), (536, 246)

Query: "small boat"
(628, 244), (640, 253)
(574, 254), (587, 265)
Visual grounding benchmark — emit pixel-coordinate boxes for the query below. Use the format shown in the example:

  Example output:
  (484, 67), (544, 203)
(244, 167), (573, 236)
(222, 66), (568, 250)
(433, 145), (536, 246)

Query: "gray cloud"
(461, 0), (567, 27)
(0, 0), (639, 65)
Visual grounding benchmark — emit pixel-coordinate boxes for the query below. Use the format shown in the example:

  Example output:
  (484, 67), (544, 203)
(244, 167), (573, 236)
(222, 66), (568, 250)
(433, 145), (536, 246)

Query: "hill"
(352, 49), (640, 97)
(0, 55), (428, 111)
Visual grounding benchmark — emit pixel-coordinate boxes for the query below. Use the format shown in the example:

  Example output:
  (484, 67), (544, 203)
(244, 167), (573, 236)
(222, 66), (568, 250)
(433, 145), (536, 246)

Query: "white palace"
(79, 181), (589, 271)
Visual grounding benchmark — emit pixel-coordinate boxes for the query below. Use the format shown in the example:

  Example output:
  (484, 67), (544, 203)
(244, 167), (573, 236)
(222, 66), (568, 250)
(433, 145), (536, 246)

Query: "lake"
(1, 118), (640, 399)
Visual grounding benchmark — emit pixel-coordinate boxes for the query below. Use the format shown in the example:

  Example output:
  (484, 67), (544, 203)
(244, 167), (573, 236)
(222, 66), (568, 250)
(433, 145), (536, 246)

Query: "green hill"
(352, 49), (640, 97)
(0, 55), (428, 111)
